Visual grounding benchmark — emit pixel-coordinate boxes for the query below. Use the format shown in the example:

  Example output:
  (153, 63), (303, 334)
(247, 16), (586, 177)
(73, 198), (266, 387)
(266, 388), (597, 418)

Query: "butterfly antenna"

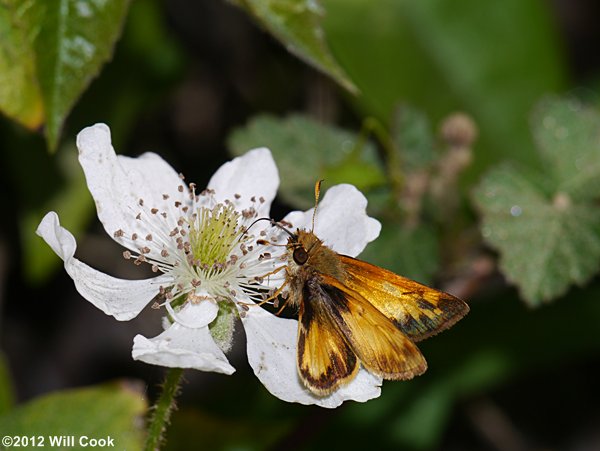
(245, 217), (273, 233)
(311, 180), (323, 232)
(238, 217), (271, 242)
(269, 219), (295, 239)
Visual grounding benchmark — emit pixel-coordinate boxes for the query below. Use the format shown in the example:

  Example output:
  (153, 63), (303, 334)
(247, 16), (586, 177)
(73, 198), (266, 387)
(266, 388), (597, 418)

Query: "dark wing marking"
(297, 279), (359, 396)
(314, 276), (427, 381)
(340, 255), (469, 341)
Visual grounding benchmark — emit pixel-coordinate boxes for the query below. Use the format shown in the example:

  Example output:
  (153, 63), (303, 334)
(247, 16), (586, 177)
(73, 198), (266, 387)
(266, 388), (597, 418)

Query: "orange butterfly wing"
(297, 279), (359, 396)
(303, 276), (427, 386)
(339, 255), (469, 342)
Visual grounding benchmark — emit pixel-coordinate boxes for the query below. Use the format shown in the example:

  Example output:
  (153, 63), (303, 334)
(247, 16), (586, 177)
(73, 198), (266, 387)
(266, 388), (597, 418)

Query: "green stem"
(144, 368), (184, 451)
(356, 117), (404, 193)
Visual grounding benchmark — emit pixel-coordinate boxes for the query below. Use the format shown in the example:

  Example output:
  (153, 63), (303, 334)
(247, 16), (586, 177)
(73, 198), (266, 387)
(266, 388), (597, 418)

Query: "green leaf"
(323, 0), (565, 172)
(228, 114), (385, 208)
(473, 164), (600, 305)
(232, 0), (356, 92)
(0, 352), (14, 416)
(0, 381), (146, 449)
(474, 98), (600, 305)
(0, 0), (130, 148)
(360, 221), (439, 285)
(0, 0), (44, 128)
(532, 97), (600, 201)
(35, 0), (131, 150)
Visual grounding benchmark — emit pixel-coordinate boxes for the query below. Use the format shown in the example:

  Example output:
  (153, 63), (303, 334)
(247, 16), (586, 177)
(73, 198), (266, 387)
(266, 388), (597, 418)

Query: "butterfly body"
(285, 230), (345, 297)
(284, 229), (469, 396)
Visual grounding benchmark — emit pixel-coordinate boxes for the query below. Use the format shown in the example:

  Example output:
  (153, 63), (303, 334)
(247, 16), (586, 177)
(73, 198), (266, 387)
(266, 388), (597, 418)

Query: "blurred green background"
(2, 0), (600, 449)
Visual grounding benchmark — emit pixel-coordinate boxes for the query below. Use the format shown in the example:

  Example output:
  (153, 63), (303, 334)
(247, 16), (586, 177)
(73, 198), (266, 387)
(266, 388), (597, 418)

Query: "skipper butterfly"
(266, 182), (469, 396)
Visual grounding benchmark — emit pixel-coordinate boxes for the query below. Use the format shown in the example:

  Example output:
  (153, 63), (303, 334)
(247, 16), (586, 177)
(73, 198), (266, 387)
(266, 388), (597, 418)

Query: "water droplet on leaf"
(510, 205), (522, 217)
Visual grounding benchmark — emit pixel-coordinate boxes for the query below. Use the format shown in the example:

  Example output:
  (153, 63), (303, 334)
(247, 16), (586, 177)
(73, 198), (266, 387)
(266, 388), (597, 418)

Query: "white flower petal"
(282, 184), (381, 257)
(132, 323), (235, 374)
(36, 212), (171, 320)
(208, 148), (279, 217)
(242, 307), (382, 408)
(76, 123), (188, 248)
(167, 299), (218, 329)
(118, 152), (189, 223)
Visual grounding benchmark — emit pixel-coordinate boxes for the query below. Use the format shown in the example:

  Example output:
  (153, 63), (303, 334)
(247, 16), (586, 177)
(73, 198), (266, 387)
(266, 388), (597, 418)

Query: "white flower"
(37, 123), (383, 408)
(37, 123), (282, 375)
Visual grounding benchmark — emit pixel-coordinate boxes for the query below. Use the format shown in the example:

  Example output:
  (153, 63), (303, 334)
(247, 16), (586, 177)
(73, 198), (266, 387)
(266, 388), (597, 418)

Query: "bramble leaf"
(0, 0), (44, 128)
(35, 0), (131, 150)
(0, 0), (130, 150)
(0, 382), (146, 449)
(228, 114), (385, 208)
(474, 98), (600, 305)
(232, 0), (356, 92)
(532, 97), (600, 202)
(473, 163), (600, 306)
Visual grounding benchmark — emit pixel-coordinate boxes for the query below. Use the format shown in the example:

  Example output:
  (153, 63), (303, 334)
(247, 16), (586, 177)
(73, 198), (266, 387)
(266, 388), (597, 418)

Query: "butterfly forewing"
(297, 279), (359, 396)
(340, 256), (469, 342)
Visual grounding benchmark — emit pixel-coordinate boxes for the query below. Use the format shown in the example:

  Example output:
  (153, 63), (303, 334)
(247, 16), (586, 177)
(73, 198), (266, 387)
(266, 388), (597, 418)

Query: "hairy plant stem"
(144, 368), (184, 451)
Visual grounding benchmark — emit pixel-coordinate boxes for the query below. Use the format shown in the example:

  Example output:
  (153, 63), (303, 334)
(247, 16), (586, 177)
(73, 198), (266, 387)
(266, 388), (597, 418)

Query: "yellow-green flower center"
(188, 203), (246, 273)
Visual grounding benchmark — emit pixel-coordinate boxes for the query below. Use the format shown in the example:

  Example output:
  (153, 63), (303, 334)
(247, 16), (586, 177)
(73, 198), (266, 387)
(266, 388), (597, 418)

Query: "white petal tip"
(35, 211), (76, 262)
(132, 334), (236, 375)
(245, 147), (272, 158)
(367, 216), (382, 242)
(36, 211), (59, 238)
(76, 123), (112, 154)
(167, 300), (219, 329)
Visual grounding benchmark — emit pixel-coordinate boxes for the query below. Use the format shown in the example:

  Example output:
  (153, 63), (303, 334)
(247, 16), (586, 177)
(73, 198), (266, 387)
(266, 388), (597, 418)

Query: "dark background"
(2, 1), (600, 450)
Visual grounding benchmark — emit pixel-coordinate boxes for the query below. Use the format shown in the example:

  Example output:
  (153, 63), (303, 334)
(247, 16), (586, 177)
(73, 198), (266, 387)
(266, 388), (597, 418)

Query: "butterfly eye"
(293, 247), (309, 265)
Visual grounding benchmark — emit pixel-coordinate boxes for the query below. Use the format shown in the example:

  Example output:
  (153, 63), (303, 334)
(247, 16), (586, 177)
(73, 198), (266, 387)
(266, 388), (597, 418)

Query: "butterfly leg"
(237, 271), (289, 309)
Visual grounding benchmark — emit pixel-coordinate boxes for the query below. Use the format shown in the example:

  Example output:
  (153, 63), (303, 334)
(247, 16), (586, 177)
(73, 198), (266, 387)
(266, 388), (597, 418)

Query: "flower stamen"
(113, 181), (285, 315)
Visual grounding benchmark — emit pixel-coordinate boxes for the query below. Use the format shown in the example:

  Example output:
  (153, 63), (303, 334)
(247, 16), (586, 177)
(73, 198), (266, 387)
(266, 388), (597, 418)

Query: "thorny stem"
(144, 368), (184, 451)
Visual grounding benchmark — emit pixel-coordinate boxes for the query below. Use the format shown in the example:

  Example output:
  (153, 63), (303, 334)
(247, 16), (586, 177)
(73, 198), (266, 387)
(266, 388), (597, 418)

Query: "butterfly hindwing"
(297, 279), (359, 396)
(317, 274), (427, 380)
(340, 255), (469, 342)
